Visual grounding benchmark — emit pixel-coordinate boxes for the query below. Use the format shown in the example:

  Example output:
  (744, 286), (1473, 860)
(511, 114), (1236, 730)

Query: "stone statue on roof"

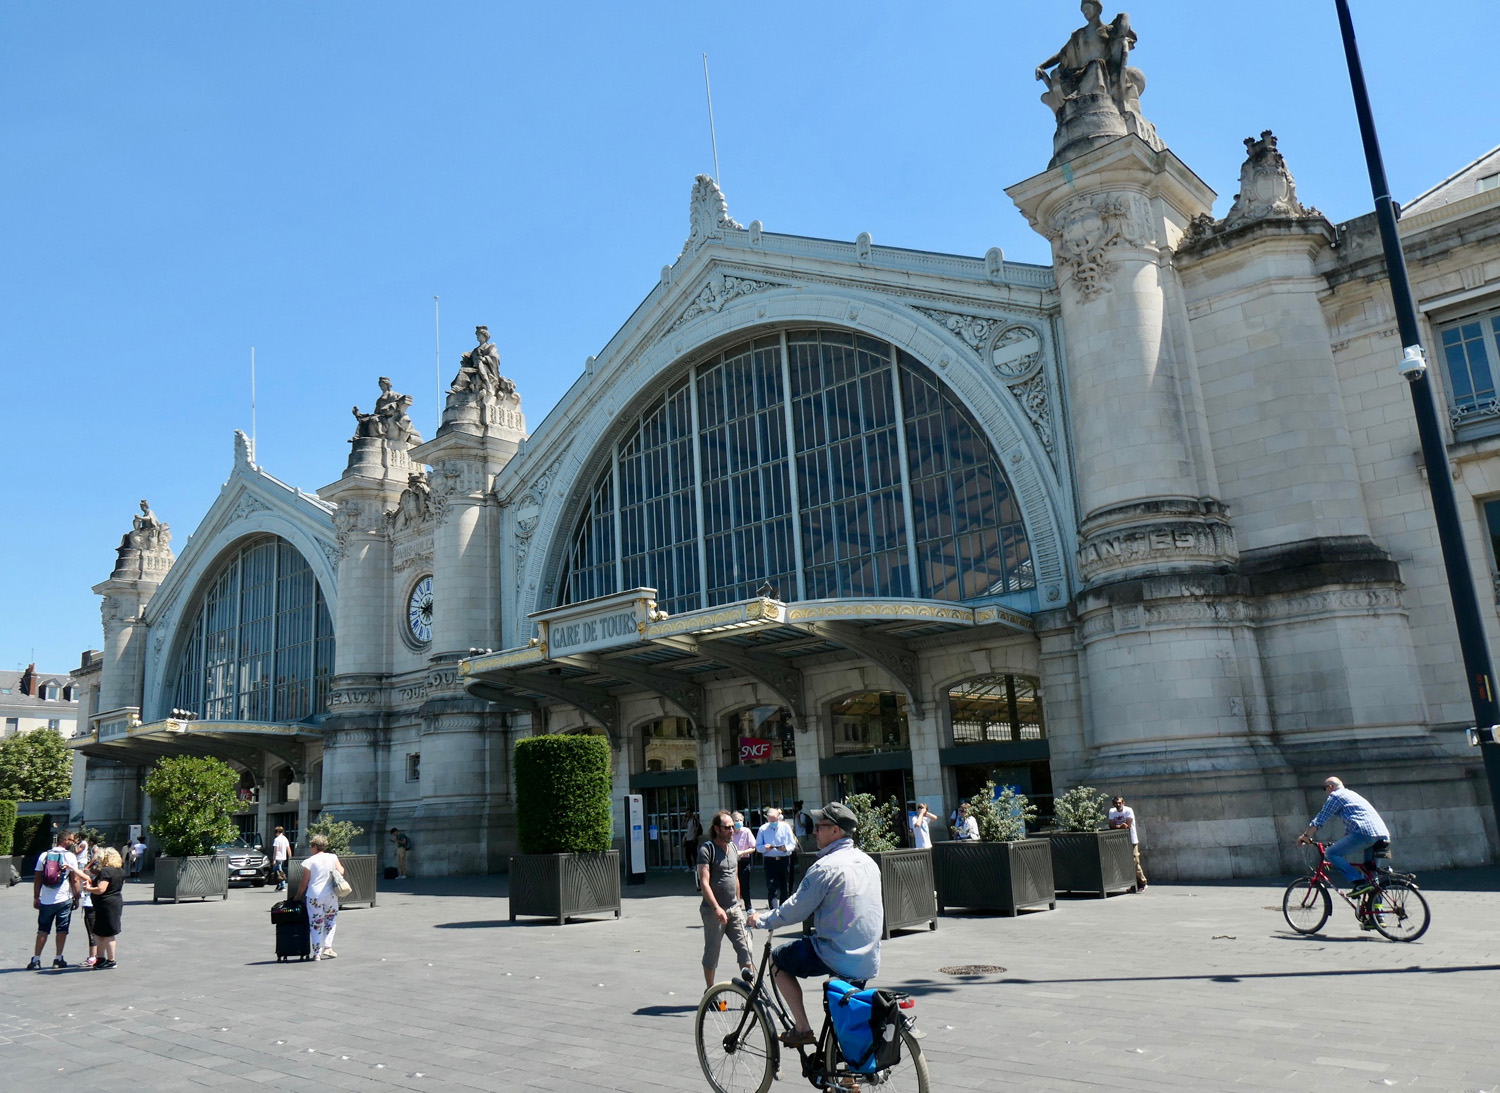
(441, 325), (524, 439)
(1035, 2), (1161, 167)
(112, 498), (173, 579)
(352, 377), (422, 447)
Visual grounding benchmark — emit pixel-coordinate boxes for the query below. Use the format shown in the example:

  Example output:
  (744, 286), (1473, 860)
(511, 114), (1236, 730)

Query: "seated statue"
(1035, 2), (1158, 163)
(352, 377), (421, 447)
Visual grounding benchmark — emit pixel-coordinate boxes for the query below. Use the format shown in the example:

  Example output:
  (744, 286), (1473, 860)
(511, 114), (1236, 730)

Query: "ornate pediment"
(914, 307), (1054, 455)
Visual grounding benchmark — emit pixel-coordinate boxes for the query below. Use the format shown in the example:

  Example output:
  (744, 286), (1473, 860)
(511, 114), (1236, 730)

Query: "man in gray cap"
(747, 801), (882, 1047)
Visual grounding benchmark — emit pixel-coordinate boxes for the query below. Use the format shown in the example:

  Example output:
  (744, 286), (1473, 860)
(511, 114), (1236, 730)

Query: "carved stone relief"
(667, 271), (780, 334)
(1076, 519), (1238, 583)
(1048, 193), (1152, 301)
(678, 175), (743, 260)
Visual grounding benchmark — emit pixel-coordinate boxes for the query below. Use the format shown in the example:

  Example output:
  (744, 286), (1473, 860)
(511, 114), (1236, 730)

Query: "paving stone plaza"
(3, 869), (1497, 1092)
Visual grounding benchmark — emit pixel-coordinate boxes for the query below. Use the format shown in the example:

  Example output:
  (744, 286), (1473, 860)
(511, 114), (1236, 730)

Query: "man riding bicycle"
(1297, 776), (1390, 895)
(746, 801), (882, 1048)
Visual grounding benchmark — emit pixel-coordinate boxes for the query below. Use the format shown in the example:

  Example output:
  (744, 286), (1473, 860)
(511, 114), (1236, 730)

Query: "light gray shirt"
(755, 837), (882, 982)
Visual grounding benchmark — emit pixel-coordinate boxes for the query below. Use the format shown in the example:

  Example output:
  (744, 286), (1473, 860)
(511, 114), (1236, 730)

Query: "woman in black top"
(73, 848), (126, 969)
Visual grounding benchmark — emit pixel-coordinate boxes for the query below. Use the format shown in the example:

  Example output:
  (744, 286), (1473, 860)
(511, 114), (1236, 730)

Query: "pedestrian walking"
(271, 826), (292, 890)
(789, 801), (808, 886)
(1108, 795), (1148, 890)
(697, 811), (754, 989)
(77, 843), (99, 967)
(681, 812), (703, 875)
(755, 807), (796, 909)
(909, 802), (933, 849)
(729, 811), (756, 912)
(128, 837), (147, 882)
(295, 833), (347, 960)
(389, 827), (411, 879)
(72, 848), (126, 969)
(28, 830), (80, 970)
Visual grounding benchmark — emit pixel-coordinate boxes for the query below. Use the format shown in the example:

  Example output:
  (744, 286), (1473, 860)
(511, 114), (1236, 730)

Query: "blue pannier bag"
(824, 979), (903, 1073)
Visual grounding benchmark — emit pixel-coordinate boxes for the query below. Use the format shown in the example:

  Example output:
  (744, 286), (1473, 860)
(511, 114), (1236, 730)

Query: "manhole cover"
(939, 964), (1006, 976)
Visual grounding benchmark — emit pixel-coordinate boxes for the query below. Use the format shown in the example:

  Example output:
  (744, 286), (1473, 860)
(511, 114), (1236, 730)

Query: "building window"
(948, 674), (1046, 744)
(829, 692), (909, 756)
(559, 328), (1035, 612)
(1438, 306), (1500, 425)
(641, 717), (696, 772)
(723, 706), (795, 767)
(1485, 499), (1500, 606)
(406, 752), (421, 782)
(4, 717), (17, 734)
(169, 536), (335, 722)
(1477, 173), (1500, 194)
(41, 684), (58, 701)
(62, 685), (76, 702)
(47, 719), (61, 732)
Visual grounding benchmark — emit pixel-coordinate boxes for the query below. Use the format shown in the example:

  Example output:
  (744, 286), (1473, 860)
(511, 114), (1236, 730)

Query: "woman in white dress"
(294, 833), (346, 960)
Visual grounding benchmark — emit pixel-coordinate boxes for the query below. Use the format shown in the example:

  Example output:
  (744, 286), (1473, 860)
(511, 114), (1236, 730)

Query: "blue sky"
(2, 0), (1493, 674)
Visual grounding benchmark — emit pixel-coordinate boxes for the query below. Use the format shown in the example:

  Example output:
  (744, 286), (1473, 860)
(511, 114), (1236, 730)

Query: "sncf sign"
(739, 737), (773, 762)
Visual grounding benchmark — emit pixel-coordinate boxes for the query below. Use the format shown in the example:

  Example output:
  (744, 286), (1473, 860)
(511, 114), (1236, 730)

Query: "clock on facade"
(408, 575), (434, 645)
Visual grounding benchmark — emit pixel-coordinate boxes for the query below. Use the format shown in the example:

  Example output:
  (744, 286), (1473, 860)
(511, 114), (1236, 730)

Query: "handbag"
(333, 871), (353, 900)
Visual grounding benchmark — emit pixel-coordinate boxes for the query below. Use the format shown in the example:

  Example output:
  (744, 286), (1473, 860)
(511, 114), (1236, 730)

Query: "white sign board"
(626, 794), (646, 877)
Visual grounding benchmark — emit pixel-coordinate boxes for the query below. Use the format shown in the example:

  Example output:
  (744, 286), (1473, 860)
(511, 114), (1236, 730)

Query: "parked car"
(216, 833), (270, 887)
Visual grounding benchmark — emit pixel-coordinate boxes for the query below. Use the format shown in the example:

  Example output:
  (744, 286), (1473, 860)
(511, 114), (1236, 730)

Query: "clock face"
(408, 575), (434, 645)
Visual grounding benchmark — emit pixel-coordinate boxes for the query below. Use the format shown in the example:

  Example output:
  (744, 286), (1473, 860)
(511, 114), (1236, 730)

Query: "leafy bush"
(12, 813), (52, 861)
(306, 813), (364, 855)
(514, 734), (613, 854)
(143, 756), (239, 858)
(0, 800), (16, 856)
(968, 781), (1037, 843)
(1053, 786), (1108, 832)
(0, 728), (73, 802)
(843, 793), (901, 853)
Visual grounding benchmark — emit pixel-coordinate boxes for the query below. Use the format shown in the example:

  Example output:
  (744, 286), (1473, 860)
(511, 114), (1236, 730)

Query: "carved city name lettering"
(1078, 521), (1233, 580)
(548, 609), (639, 654)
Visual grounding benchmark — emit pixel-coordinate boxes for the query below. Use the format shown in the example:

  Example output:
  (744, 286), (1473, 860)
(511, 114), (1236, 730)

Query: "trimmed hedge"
(514, 734), (613, 854)
(12, 814), (52, 865)
(0, 800), (16, 856)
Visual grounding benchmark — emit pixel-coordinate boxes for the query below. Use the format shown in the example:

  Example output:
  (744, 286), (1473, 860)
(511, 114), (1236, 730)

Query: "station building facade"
(71, 14), (1500, 879)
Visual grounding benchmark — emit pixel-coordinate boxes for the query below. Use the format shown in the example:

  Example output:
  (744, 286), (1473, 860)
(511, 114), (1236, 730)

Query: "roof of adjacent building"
(1403, 145), (1500, 217)
(0, 668), (78, 711)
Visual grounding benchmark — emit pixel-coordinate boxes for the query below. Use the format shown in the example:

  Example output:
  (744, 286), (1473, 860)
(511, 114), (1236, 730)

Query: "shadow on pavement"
(993, 962), (1500, 986)
(634, 1005), (698, 1017)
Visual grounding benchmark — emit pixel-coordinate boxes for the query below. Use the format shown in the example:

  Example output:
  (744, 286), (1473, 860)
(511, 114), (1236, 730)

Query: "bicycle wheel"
(821, 1025), (930, 1092)
(1281, 876), (1331, 934)
(1370, 878), (1431, 942)
(696, 983), (776, 1093)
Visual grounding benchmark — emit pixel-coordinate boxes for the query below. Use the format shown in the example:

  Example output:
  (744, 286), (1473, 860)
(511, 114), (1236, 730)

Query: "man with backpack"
(29, 830), (81, 970)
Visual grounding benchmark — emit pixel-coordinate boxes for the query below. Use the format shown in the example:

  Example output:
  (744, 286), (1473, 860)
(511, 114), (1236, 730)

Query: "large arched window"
(560, 329), (1034, 613)
(170, 536), (334, 722)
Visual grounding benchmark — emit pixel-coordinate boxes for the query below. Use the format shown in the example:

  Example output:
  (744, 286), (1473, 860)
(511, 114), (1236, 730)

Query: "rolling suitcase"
(271, 900), (311, 962)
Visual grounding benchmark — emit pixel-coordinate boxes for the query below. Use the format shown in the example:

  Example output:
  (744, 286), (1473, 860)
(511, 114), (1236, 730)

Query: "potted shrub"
(509, 734), (621, 924)
(144, 756), (237, 903)
(845, 793), (937, 938)
(0, 799), (18, 884)
(934, 782), (1054, 916)
(285, 814), (378, 908)
(10, 813), (52, 877)
(1045, 786), (1136, 897)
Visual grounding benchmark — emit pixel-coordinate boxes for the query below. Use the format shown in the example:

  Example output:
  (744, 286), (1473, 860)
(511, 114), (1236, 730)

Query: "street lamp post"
(1334, 0), (1500, 837)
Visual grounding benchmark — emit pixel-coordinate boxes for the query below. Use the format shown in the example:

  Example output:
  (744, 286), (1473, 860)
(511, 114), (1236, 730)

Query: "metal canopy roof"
(461, 590), (1032, 738)
(71, 717), (321, 772)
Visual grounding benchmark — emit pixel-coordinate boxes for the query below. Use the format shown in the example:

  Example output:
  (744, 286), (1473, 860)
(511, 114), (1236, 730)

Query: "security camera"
(1465, 725), (1500, 746)
(1398, 345), (1428, 382)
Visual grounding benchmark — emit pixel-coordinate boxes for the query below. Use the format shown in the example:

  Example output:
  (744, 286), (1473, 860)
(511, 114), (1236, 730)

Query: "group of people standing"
(683, 805), (805, 912)
(27, 829), (127, 971)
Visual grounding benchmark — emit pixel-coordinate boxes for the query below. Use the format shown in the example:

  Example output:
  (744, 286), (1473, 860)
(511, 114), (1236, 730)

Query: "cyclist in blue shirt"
(1297, 776), (1390, 895)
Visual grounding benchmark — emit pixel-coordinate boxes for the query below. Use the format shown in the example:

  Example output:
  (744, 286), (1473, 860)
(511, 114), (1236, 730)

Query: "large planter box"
(153, 854), (230, 903)
(933, 839), (1055, 916)
(509, 850), (621, 925)
(285, 854), (379, 907)
(1045, 829), (1137, 897)
(869, 847), (937, 938)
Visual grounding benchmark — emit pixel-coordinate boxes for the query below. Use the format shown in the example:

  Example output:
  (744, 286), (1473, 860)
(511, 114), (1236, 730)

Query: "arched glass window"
(170, 536), (335, 722)
(559, 328), (1034, 613)
(948, 674), (1046, 744)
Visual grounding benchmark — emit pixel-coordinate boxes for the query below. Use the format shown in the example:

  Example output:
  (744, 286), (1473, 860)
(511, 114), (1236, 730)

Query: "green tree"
(0, 728), (74, 802)
(843, 793), (901, 852)
(306, 813), (365, 855)
(143, 756), (239, 858)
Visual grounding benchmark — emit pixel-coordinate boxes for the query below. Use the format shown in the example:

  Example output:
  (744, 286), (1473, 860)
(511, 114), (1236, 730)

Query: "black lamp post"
(1334, 0), (1500, 834)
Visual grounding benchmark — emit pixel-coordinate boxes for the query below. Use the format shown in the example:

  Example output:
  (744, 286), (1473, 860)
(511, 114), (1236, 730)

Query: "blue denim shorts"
(772, 937), (833, 980)
(37, 901), (73, 936)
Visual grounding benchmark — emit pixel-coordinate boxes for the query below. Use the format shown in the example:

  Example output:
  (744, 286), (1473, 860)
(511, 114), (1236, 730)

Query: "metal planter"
(1045, 829), (1137, 896)
(508, 850), (622, 925)
(933, 839), (1055, 916)
(284, 854), (378, 907)
(153, 854), (230, 903)
(869, 847), (937, 937)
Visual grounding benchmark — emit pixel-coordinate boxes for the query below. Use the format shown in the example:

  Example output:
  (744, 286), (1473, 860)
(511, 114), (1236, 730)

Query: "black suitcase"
(383, 866), (399, 881)
(271, 900), (311, 962)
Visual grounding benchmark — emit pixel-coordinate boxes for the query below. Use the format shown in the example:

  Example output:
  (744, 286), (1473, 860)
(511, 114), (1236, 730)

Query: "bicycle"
(695, 933), (929, 1093)
(1281, 839), (1430, 942)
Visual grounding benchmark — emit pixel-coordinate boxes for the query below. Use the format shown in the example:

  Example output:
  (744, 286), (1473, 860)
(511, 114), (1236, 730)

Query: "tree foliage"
(307, 812), (364, 855)
(968, 781), (1037, 843)
(1052, 786), (1108, 832)
(143, 756), (239, 858)
(0, 728), (74, 802)
(514, 734), (613, 854)
(843, 793), (901, 853)
(0, 800), (16, 856)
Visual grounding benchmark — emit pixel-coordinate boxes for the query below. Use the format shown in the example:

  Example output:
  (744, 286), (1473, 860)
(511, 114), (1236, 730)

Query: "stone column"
(93, 505), (174, 714)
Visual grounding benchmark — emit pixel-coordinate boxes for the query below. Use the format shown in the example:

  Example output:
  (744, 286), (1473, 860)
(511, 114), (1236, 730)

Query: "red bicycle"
(1281, 839), (1430, 942)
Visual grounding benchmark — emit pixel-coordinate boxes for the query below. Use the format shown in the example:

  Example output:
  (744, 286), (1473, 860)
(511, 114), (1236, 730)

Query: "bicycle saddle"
(1370, 839), (1391, 857)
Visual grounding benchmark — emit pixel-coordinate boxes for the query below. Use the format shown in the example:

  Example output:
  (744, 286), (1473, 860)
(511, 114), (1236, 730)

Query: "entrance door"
(832, 770), (915, 811)
(643, 784), (699, 869)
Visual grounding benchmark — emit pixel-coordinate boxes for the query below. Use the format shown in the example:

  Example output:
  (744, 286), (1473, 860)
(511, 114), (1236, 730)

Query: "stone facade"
(72, 7), (1498, 877)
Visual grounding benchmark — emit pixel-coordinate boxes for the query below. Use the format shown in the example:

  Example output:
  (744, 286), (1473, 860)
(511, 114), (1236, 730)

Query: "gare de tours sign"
(529, 589), (656, 658)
